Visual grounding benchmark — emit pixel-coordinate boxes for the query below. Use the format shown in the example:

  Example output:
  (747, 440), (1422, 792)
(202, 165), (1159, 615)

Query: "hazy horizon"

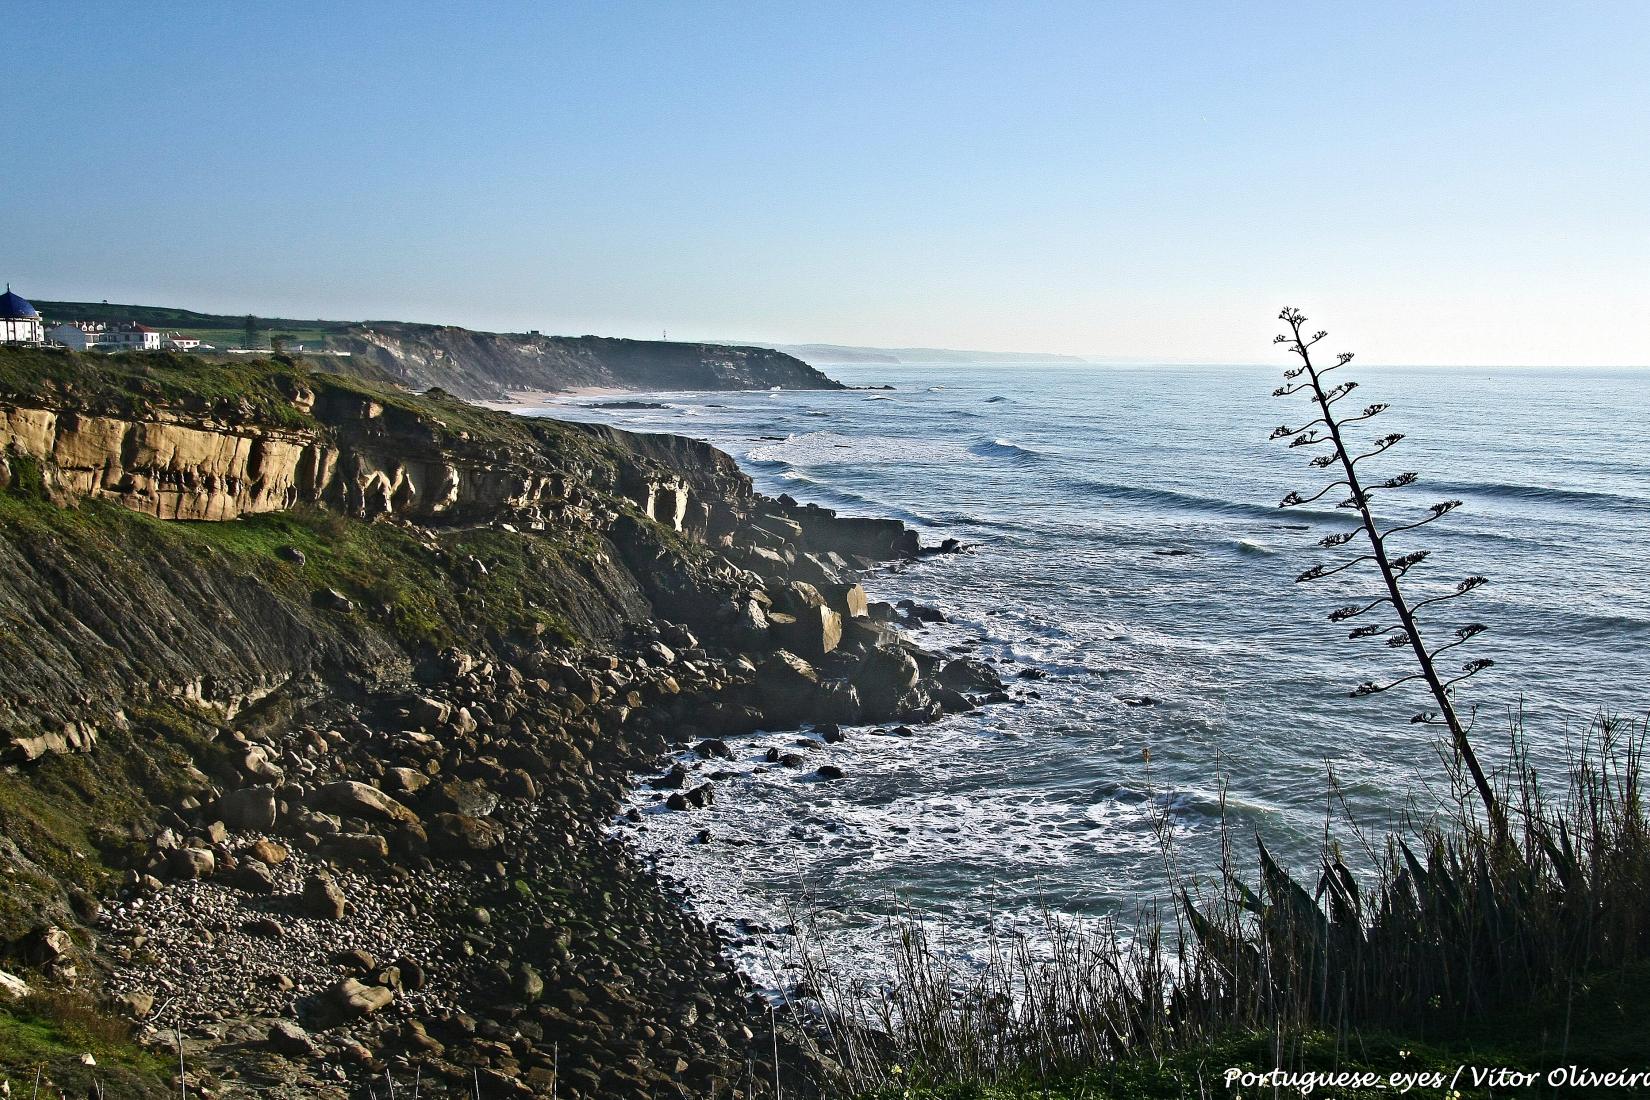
(6, 1), (1647, 366)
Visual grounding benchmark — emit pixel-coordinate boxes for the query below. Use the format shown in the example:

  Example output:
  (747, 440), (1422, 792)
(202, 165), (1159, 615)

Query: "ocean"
(518, 363), (1650, 979)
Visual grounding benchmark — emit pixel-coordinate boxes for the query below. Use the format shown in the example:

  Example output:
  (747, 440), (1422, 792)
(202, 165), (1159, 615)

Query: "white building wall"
(1, 317), (44, 344)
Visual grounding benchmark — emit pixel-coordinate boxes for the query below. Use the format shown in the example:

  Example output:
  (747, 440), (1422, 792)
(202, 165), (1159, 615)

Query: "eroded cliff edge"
(0, 347), (1004, 1099)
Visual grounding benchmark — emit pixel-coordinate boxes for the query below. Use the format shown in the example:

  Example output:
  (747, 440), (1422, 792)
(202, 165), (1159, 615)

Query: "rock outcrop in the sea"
(0, 346), (994, 1100)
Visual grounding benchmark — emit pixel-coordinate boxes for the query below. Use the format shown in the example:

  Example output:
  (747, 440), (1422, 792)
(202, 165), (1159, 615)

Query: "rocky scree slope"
(0, 346), (1008, 1099)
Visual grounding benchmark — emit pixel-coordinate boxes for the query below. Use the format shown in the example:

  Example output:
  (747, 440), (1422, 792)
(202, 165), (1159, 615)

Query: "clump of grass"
(0, 990), (171, 1099)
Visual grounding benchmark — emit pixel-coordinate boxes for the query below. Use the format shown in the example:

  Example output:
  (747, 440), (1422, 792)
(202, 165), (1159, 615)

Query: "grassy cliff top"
(0, 344), (560, 451)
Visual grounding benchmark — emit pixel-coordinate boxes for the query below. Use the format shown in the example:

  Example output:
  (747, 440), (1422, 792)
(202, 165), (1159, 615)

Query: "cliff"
(34, 301), (844, 402)
(0, 346), (999, 1100)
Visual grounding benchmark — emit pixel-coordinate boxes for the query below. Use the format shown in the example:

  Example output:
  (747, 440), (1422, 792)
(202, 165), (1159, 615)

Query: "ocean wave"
(1432, 480), (1650, 513)
(1055, 476), (1335, 522)
(969, 437), (1044, 463)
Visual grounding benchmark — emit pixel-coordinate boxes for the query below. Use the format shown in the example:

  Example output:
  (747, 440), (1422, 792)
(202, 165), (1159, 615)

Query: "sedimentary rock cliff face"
(332, 324), (843, 402)
(0, 381), (717, 530)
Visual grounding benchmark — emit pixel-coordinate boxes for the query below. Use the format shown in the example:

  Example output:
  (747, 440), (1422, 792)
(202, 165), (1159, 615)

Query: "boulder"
(755, 651), (819, 709)
(313, 781), (419, 826)
(302, 874), (347, 920)
(427, 778), (499, 818)
(404, 695), (451, 730)
(383, 766), (431, 794)
(650, 764), (689, 790)
(0, 969), (30, 1002)
(169, 848), (216, 880)
(117, 989), (153, 1018)
(824, 583), (870, 619)
(429, 813), (504, 854)
(221, 786), (278, 831)
(243, 839), (290, 866)
(20, 927), (73, 968)
(813, 680), (863, 724)
(265, 1019), (314, 1056)
(515, 964), (545, 1003)
(853, 645), (921, 716)
(314, 588), (356, 613)
(321, 832), (391, 863)
(939, 657), (1004, 693)
(332, 978), (394, 1018)
(230, 861), (276, 894)
(775, 604), (843, 660)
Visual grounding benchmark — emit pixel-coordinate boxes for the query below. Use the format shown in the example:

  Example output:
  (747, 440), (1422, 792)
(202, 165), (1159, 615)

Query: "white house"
(0, 286), (44, 345)
(48, 321), (164, 351)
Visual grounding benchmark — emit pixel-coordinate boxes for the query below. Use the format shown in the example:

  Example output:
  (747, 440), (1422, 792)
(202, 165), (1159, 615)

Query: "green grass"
(0, 992), (172, 1099)
(0, 344), (318, 427)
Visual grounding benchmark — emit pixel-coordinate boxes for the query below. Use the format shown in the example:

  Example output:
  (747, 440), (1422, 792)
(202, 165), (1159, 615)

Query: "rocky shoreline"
(0, 347), (1003, 1099)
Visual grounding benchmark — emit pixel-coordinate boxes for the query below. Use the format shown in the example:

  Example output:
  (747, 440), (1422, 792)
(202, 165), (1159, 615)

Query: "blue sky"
(4, 1), (1647, 363)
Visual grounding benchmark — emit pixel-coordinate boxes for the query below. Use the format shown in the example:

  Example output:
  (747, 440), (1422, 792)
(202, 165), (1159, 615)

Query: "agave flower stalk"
(1270, 308), (1501, 829)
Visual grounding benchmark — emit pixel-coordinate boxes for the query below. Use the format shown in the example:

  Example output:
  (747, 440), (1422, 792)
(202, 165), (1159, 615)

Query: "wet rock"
(816, 764), (845, 780)
(939, 657), (1004, 693)
(852, 646), (921, 715)
(650, 763), (689, 790)
(898, 599), (946, 623)
(695, 738), (732, 759)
